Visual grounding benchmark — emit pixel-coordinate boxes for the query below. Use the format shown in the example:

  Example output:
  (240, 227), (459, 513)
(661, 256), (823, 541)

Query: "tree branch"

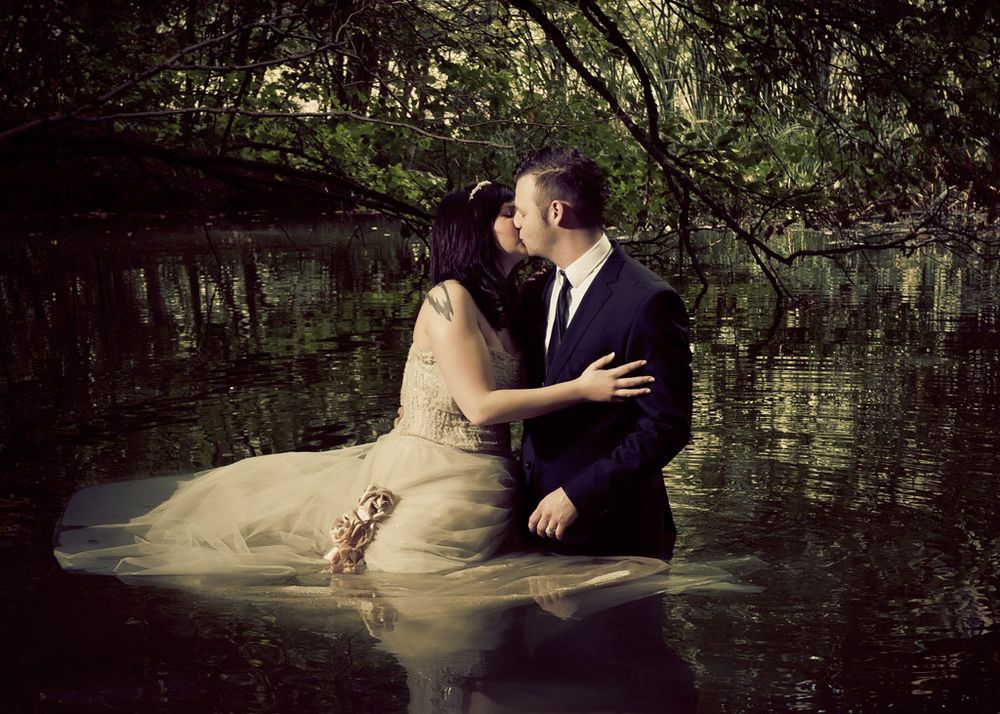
(4, 133), (433, 222)
(70, 108), (513, 149)
(165, 43), (338, 72)
(0, 12), (302, 141)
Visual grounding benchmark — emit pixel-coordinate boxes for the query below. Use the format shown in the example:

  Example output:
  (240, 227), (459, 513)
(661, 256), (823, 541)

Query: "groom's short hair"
(514, 147), (608, 229)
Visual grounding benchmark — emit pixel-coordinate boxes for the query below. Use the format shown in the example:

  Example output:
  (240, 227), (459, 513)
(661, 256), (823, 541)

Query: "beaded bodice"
(394, 343), (523, 456)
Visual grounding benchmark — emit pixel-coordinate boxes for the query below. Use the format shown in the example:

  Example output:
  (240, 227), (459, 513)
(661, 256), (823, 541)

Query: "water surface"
(1, 214), (998, 712)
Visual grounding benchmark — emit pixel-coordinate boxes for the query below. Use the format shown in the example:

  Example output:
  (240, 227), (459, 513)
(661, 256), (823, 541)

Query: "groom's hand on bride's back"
(575, 352), (653, 403)
(393, 406), (404, 429)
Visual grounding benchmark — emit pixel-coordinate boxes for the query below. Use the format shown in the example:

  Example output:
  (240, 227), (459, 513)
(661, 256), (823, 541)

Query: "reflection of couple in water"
(56, 148), (756, 711)
(322, 573), (703, 713)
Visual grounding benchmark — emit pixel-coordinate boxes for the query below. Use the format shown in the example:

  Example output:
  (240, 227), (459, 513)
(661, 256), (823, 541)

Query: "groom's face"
(513, 174), (554, 259)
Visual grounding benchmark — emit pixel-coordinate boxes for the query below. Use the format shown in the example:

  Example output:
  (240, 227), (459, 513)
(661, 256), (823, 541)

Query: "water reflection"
(1, 215), (999, 710)
(0, 216), (425, 476)
(466, 597), (696, 713)
(185, 565), (733, 714)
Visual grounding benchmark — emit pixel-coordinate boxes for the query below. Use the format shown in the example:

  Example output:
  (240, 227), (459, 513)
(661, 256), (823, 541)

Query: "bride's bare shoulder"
(413, 280), (479, 349)
(423, 279), (475, 321)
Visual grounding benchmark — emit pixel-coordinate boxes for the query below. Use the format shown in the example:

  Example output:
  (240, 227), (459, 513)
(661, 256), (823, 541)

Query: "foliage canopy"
(2, 1), (997, 290)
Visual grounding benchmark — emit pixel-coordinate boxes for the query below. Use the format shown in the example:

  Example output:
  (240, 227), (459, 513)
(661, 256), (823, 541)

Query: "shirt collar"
(561, 234), (612, 288)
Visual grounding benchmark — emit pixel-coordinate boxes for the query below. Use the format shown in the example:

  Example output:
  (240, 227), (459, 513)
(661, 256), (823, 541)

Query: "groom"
(513, 147), (692, 559)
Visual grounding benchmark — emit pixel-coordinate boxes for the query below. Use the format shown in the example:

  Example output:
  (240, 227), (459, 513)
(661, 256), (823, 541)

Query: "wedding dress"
(55, 339), (761, 607)
(54, 343), (524, 578)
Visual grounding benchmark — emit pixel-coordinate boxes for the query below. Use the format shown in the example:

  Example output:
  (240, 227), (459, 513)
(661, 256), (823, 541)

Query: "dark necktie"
(547, 270), (572, 368)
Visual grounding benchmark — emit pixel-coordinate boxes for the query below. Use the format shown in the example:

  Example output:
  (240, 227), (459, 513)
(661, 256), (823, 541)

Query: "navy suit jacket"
(520, 242), (692, 558)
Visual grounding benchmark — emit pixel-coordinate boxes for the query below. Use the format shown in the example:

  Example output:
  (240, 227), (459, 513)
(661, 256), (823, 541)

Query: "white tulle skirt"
(54, 431), (765, 624)
(55, 433), (518, 578)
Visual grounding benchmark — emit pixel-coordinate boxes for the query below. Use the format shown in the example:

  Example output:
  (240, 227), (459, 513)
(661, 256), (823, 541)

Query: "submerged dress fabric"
(55, 344), (523, 578)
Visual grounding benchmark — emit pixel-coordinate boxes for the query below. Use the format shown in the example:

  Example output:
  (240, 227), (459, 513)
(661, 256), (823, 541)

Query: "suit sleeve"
(560, 288), (693, 513)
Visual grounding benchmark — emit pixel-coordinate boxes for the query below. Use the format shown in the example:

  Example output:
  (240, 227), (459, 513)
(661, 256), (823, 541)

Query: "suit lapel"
(545, 245), (626, 382)
(541, 270), (555, 324)
(539, 268), (556, 347)
(523, 269), (556, 387)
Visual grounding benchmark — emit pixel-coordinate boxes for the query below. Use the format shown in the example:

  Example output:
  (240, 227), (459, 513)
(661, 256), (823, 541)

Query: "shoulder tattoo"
(426, 283), (455, 322)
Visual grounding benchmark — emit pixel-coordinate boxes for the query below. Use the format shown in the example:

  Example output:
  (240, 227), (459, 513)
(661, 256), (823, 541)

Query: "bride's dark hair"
(430, 181), (516, 331)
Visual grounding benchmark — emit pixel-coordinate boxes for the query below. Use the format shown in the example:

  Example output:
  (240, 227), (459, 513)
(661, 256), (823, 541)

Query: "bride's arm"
(424, 281), (651, 426)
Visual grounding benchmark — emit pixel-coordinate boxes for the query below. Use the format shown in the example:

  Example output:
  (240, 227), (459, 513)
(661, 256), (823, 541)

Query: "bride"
(54, 180), (653, 579)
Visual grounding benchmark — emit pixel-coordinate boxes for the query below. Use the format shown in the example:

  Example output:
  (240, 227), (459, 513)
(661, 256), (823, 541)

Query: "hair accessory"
(468, 180), (491, 201)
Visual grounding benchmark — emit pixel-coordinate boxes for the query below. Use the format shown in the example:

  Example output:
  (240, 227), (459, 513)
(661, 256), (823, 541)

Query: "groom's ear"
(550, 200), (581, 229)
(549, 200), (566, 227)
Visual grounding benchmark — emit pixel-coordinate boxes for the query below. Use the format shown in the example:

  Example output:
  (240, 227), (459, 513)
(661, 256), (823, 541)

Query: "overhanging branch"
(69, 107), (513, 149)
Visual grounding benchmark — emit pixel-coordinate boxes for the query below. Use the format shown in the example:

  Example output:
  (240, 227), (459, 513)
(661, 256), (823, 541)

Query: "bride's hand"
(574, 352), (653, 402)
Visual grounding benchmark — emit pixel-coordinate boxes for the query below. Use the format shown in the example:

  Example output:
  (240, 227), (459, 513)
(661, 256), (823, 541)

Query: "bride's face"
(494, 201), (528, 269)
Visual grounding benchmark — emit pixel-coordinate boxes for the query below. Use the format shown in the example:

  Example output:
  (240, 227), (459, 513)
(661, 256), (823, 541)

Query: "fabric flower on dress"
(324, 485), (397, 573)
(324, 544), (363, 573)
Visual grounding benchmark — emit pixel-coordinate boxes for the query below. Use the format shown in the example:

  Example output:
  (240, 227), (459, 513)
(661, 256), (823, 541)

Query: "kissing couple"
(55, 147), (693, 589)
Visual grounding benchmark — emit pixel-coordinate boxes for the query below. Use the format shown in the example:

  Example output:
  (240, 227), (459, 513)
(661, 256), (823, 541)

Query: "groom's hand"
(528, 488), (578, 541)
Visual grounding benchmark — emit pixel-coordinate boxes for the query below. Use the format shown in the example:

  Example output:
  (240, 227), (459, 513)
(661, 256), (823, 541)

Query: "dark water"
(2, 213), (998, 712)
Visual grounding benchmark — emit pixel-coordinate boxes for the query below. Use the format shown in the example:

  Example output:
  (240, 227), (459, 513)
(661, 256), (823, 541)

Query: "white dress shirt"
(544, 234), (613, 355)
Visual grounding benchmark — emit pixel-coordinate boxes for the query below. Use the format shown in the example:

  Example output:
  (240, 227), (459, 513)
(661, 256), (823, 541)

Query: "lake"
(1, 212), (998, 712)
